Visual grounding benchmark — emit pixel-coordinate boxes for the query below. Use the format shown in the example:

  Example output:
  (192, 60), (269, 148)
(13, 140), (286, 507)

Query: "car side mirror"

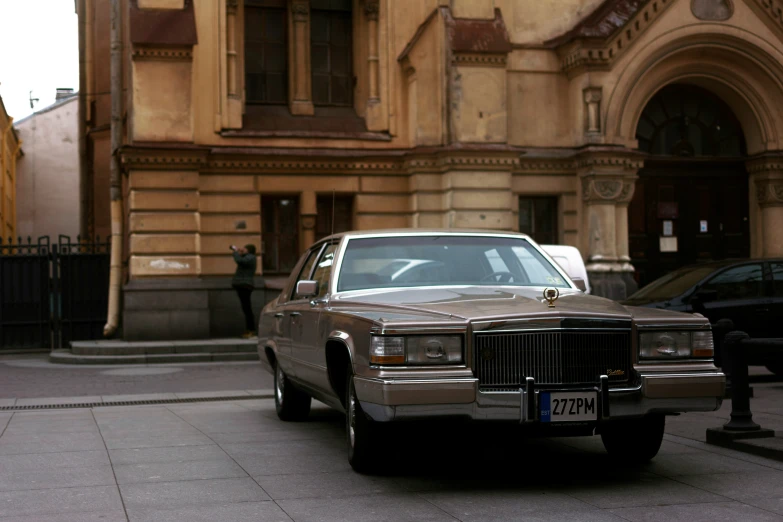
(296, 280), (318, 298)
(572, 277), (587, 292)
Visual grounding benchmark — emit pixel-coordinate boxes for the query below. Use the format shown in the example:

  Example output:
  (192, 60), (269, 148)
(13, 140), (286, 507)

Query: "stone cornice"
(453, 53), (508, 67)
(132, 47), (193, 61)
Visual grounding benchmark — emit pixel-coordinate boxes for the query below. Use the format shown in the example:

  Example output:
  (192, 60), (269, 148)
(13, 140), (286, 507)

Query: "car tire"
(765, 363), (783, 377)
(274, 362), (311, 421)
(600, 414), (665, 464)
(345, 368), (384, 473)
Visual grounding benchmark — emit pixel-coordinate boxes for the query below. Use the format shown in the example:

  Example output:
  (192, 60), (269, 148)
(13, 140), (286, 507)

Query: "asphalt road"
(0, 353), (273, 399)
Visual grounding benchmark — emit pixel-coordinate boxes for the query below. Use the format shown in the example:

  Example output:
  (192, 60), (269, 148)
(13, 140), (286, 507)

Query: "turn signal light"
(370, 336), (405, 364)
(692, 331), (714, 358)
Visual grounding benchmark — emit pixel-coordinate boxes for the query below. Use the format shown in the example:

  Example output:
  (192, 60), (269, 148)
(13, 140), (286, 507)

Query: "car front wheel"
(274, 362), (311, 421)
(345, 368), (384, 473)
(600, 414), (665, 464)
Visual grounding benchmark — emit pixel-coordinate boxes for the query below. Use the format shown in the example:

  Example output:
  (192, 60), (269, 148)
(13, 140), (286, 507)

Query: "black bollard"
(712, 318), (734, 374)
(722, 331), (760, 431)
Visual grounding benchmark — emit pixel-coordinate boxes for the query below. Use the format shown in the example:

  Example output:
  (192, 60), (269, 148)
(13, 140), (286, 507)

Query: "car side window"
(311, 243), (338, 299)
(772, 263), (783, 297)
(290, 248), (321, 301)
(700, 264), (764, 300)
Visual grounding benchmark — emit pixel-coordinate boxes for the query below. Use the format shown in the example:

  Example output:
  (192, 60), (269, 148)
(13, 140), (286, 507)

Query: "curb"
(0, 390), (275, 411)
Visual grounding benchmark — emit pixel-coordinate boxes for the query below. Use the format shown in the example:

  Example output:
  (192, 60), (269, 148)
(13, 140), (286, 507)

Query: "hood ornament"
(543, 287), (560, 308)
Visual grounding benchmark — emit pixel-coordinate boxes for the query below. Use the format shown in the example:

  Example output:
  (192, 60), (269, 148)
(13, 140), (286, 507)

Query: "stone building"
(15, 90), (81, 241)
(79, 0), (783, 340)
(0, 96), (22, 241)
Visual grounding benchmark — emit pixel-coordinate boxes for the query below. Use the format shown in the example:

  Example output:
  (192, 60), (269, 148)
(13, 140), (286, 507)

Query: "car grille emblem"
(607, 369), (625, 377)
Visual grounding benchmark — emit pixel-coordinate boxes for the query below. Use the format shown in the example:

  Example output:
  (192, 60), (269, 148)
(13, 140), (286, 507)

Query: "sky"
(0, 0), (79, 121)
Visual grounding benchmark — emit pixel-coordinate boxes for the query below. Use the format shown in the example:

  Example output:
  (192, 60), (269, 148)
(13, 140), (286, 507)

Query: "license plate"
(540, 392), (597, 422)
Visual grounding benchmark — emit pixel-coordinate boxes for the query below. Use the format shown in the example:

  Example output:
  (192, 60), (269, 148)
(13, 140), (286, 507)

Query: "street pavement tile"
(3, 418), (99, 434)
(0, 434), (106, 455)
(0, 485), (124, 518)
(254, 470), (406, 500)
(741, 497), (783, 516)
(641, 453), (776, 477)
(119, 477), (270, 510)
(101, 393), (179, 402)
(109, 444), (226, 465)
(0, 413), (12, 433)
(174, 390), (251, 399)
(556, 436), (698, 456)
(208, 426), (341, 444)
(126, 502), (293, 522)
(0, 400), (16, 407)
(221, 438), (344, 460)
(0, 450), (110, 472)
(610, 501), (783, 522)
(0, 511), (129, 522)
(422, 490), (623, 522)
(0, 431), (104, 445)
(233, 452), (353, 476)
(114, 458), (248, 484)
(102, 433), (215, 450)
(277, 493), (460, 522)
(560, 473), (729, 509)
(677, 470), (783, 501)
(0, 465), (116, 492)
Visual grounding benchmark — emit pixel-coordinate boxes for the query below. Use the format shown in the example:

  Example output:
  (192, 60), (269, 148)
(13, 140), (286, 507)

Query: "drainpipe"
(77, 0), (88, 238)
(104, 0), (124, 337)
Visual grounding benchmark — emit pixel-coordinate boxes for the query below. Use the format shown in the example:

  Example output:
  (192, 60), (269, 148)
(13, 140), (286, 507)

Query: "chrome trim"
(636, 324), (712, 330)
(370, 327), (468, 336)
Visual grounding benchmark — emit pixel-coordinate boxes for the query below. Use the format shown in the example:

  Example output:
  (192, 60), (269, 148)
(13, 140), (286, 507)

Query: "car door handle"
(310, 299), (327, 307)
(274, 313), (284, 318)
(290, 312), (302, 317)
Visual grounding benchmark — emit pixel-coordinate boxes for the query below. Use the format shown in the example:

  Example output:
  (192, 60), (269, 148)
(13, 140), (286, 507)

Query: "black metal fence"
(0, 236), (110, 350)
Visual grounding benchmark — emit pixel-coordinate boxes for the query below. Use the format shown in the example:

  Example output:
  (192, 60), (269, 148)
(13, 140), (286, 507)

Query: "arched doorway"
(630, 84), (751, 287)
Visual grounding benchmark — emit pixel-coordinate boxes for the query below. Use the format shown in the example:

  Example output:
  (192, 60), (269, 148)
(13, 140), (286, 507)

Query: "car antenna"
(331, 189), (335, 237)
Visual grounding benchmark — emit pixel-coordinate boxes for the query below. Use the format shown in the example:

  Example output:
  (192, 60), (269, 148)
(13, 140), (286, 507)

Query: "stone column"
(364, 0), (380, 104)
(300, 190), (317, 253)
(578, 151), (643, 300)
(289, 0), (315, 116)
(755, 174), (783, 257)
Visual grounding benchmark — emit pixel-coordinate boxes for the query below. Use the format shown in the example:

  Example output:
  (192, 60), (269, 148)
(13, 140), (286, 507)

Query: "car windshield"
(336, 235), (571, 292)
(627, 265), (717, 301)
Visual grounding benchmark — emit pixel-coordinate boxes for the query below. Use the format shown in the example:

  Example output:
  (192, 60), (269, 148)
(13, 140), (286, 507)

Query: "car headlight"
(639, 331), (714, 360)
(370, 335), (463, 365)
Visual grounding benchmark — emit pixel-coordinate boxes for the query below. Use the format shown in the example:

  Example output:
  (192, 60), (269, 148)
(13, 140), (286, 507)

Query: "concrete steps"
(50, 339), (261, 365)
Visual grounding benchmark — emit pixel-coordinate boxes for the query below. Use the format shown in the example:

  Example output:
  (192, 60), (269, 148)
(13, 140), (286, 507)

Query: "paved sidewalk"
(2, 398), (783, 521)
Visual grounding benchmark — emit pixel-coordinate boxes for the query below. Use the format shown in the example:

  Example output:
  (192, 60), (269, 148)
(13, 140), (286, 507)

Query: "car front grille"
(473, 330), (632, 390)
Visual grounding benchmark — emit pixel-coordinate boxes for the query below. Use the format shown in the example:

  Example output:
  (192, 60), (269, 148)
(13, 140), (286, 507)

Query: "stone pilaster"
(289, 0), (315, 116)
(363, 0), (384, 129)
(578, 150), (643, 300)
(300, 190), (317, 252)
(748, 155), (783, 257)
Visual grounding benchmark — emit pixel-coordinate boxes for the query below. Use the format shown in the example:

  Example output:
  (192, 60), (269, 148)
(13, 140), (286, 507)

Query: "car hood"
(331, 286), (637, 322)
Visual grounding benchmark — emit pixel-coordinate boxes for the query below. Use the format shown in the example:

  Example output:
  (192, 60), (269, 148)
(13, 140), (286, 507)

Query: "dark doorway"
(631, 84), (750, 288)
(519, 196), (558, 245)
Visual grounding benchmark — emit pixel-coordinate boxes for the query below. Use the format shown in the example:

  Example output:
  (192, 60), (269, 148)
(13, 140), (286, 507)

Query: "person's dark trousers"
(234, 285), (255, 332)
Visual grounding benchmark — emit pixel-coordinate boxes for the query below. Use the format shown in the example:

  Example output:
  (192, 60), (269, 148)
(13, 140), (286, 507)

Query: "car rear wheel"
(600, 414), (665, 464)
(274, 362), (311, 421)
(345, 368), (384, 473)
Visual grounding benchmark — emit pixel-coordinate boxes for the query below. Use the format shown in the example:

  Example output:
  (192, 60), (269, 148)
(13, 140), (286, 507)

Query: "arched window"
(635, 84), (746, 157)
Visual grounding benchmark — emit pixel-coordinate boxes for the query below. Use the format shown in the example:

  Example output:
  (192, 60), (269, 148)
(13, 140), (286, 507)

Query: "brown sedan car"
(258, 230), (725, 472)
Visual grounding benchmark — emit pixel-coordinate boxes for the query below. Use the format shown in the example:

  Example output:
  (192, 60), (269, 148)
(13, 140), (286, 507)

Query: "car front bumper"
(354, 371), (725, 423)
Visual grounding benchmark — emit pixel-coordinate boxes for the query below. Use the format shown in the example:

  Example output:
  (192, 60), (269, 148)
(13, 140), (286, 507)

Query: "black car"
(622, 259), (783, 375)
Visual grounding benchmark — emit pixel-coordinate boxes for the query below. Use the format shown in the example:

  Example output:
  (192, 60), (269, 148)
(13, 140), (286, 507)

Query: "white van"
(540, 244), (591, 294)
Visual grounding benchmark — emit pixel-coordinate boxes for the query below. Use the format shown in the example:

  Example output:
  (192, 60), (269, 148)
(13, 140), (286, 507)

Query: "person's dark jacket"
(232, 252), (256, 288)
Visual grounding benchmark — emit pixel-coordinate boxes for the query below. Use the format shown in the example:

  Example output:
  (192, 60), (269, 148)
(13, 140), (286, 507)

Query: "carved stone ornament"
(582, 178), (624, 202)
(583, 87), (603, 134)
(291, 2), (309, 22)
(756, 180), (783, 207)
(691, 0), (733, 21)
(617, 181), (636, 204)
(301, 215), (317, 230)
(364, 0), (380, 20)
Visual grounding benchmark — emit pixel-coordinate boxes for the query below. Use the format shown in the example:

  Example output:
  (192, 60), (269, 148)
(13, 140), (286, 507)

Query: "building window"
(311, 0), (353, 106)
(519, 196), (558, 245)
(245, 0), (288, 104)
(262, 196), (300, 274)
(316, 194), (353, 241)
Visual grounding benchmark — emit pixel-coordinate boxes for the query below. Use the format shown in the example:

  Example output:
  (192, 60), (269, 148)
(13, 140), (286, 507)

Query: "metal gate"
(0, 236), (110, 350)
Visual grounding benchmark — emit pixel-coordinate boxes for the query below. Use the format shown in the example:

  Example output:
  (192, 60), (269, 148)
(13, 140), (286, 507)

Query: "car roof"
(318, 229), (535, 242)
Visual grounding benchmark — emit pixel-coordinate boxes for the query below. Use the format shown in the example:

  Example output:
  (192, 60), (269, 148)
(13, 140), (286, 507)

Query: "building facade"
(0, 96), (22, 241)
(80, 0), (783, 340)
(15, 91), (80, 241)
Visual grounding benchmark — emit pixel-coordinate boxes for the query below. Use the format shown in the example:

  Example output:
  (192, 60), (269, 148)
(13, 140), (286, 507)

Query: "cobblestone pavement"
(0, 354), (273, 398)
(1, 399), (783, 522)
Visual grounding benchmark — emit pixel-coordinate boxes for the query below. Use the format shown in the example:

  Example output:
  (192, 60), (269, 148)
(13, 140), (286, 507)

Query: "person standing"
(231, 244), (257, 338)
